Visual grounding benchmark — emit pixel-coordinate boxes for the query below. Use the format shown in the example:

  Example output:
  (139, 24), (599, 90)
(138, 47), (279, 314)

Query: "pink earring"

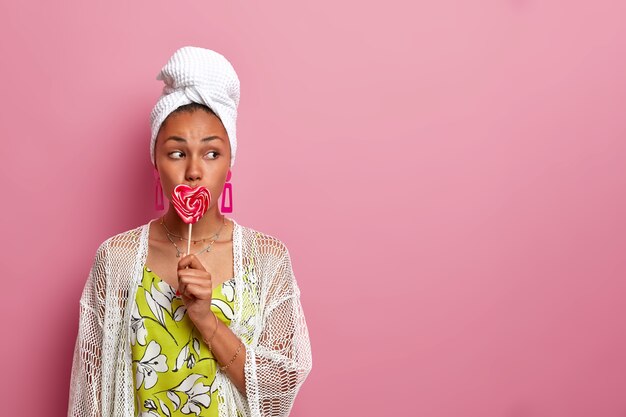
(221, 170), (233, 213)
(154, 169), (164, 211)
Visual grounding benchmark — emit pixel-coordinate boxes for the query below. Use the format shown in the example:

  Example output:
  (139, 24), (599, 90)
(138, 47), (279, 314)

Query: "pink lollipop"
(171, 184), (211, 254)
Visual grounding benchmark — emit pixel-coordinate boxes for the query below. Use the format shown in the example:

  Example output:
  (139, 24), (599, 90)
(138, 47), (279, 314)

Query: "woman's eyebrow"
(165, 135), (224, 143)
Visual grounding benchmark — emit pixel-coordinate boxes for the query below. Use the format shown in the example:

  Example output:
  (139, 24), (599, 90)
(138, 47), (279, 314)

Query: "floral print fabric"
(131, 265), (235, 417)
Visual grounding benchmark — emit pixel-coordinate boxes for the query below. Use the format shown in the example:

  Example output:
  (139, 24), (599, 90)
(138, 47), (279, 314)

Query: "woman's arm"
(178, 243), (312, 417)
(195, 310), (248, 395)
(176, 253), (249, 395)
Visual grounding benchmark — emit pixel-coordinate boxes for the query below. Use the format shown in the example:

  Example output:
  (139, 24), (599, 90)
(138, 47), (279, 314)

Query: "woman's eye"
(168, 151), (184, 159)
(205, 151), (220, 159)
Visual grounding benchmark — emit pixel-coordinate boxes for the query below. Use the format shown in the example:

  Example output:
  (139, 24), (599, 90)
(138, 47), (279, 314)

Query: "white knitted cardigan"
(68, 218), (312, 417)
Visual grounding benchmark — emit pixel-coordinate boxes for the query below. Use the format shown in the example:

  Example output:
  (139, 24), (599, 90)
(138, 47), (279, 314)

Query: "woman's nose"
(185, 155), (202, 182)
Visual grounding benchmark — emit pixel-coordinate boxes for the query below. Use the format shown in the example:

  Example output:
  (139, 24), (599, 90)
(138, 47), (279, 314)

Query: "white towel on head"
(149, 46), (241, 167)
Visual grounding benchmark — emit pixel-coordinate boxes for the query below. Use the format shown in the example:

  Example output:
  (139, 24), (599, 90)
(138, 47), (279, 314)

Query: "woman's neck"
(161, 207), (227, 240)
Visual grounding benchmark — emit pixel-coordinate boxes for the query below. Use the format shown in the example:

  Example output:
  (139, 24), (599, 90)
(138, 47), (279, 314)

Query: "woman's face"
(154, 109), (231, 209)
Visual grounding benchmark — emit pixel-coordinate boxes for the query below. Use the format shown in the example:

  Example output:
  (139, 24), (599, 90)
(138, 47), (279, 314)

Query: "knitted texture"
(68, 219), (312, 417)
(150, 46), (240, 167)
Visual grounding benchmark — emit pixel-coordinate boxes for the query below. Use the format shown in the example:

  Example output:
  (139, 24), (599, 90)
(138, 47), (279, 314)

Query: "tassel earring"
(221, 170), (233, 213)
(154, 169), (164, 211)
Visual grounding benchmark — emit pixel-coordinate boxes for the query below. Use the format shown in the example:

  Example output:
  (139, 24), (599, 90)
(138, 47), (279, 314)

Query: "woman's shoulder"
(93, 222), (148, 257)
(235, 220), (291, 260)
(236, 220), (300, 295)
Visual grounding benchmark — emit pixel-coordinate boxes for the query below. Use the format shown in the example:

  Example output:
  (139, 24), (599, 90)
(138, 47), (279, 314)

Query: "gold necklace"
(160, 216), (227, 258)
(161, 215), (226, 243)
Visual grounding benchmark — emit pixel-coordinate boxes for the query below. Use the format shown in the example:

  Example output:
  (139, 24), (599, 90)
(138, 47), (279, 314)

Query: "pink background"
(1, 1), (626, 416)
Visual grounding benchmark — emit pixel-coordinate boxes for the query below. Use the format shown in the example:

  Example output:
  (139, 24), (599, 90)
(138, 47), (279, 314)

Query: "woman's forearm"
(196, 312), (247, 396)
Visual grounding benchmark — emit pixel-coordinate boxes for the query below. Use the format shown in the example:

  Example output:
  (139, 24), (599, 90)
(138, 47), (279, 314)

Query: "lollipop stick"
(187, 223), (192, 255)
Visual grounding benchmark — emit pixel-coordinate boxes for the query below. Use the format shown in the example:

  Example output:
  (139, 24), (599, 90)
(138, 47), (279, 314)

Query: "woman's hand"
(177, 253), (214, 325)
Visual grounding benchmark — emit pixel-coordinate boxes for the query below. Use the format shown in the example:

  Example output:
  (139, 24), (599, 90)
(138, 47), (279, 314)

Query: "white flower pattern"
(135, 340), (168, 390)
(131, 301), (148, 346)
(172, 374), (212, 416)
(181, 382), (212, 415)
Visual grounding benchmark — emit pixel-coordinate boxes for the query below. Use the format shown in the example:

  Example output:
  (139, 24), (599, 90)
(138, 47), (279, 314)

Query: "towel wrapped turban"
(149, 46), (241, 167)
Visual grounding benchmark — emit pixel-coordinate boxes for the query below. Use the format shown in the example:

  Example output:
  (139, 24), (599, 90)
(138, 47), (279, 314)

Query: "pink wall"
(1, 0), (626, 416)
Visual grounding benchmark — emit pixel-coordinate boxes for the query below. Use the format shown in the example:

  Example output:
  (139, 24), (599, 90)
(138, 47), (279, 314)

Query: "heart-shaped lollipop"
(171, 184), (211, 255)
(171, 184), (211, 224)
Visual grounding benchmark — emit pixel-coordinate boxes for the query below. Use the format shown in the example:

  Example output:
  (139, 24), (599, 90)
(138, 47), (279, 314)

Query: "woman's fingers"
(177, 253), (210, 298)
(177, 269), (211, 280)
(179, 283), (213, 300)
(178, 274), (212, 299)
(178, 253), (206, 271)
(178, 275), (212, 287)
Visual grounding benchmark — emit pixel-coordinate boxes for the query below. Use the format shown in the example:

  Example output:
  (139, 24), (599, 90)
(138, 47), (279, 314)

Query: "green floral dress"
(131, 265), (236, 417)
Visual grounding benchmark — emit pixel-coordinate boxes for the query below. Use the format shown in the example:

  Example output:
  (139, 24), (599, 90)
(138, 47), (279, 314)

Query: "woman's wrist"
(197, 310), (220, 347)
(204, 312), (219, 350)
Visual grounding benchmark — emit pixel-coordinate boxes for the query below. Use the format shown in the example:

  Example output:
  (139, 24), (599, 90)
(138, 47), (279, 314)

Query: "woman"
(67, 46), (313, 417)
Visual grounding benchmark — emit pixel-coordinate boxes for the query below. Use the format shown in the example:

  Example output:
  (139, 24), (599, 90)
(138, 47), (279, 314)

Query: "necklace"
(160, 215), (227, 258)
(161, 215), (225, 243)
